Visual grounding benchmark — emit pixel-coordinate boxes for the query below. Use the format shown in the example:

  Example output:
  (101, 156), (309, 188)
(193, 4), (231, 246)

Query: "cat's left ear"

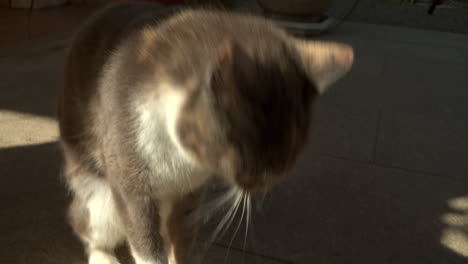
(291, 39), (354, 94)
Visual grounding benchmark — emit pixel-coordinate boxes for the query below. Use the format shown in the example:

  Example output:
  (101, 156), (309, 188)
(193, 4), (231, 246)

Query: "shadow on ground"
(216, 152), (468, 263)
(1, 140), (467, 263)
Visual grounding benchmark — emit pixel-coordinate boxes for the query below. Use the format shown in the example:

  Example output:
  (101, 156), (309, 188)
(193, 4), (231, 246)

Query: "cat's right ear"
(216, 39), (235, 65)
(212, 39), (256, 84)
(215, 39), (253, 69)
(291, 39), (354, 94)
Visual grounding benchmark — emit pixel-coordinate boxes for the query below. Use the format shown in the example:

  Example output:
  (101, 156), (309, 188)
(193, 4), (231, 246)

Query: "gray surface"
(1, 18), (468, 264)
(215, 21), (468, 263)
(218, 155), (468, 264)
(309, 105), (379, 162)
(376, 110), (468, 180)
(348, 0), (468, 35)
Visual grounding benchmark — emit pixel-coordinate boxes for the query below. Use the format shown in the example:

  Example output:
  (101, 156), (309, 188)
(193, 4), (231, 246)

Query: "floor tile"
(29, 7), (98, 40)
(306, 37), (384, 162)
(0, 47), (66, 118)
(205, 244), (286, 264)
(384, 41), (466, 64)
(0, 143), (82, 264)
(458, 47), (468, 64)
(0, 143), (285, 264)
(309, 104), (378, 162)
(337, 22), (468, 50)
(0, 8), (28, 48)
(215, 154), (468, 263)
(375, 110), (468, 181)
(380, 56), (468, 117)
(0, 32), (69, 57)
(315, 37), (386, 114)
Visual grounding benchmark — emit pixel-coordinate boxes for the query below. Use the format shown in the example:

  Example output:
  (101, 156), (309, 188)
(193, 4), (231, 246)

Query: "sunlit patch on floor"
(441, 195), (468, 258)
(0, 110), (58, 148)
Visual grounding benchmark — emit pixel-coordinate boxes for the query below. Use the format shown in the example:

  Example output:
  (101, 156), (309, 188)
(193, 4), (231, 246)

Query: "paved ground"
(1, 4), (468, 264)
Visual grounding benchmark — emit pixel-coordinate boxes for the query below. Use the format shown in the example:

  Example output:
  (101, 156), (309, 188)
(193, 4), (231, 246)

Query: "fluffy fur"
(58, 3), (353, 264)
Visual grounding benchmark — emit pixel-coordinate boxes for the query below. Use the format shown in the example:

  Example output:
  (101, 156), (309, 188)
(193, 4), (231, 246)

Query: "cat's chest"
(140, 131), (206, 194)
(132, 93), (211, 198)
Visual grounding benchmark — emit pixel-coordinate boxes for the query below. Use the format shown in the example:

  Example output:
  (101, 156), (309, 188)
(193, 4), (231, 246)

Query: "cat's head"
(175, 35), (353, 193)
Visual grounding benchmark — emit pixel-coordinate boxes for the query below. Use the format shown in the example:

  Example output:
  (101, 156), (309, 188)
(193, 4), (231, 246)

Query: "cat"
(57, 2), (353, 264)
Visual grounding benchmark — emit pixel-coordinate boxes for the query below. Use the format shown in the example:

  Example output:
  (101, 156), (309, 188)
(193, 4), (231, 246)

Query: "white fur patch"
(133, 84), (211, 199)
(130, 246), (164, 264)
(135, 88), (193, 164)
(164, 90), (195, 164)
(69, 176), (124, 249)
(168, 248), (177, 264)
(89, 250), (121, 264)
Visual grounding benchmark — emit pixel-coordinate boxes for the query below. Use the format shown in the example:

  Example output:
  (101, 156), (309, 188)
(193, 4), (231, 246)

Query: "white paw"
(89, 250), (121, 264)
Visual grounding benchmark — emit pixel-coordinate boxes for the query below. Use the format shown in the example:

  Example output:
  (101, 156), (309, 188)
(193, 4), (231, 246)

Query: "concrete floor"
(1, 5), (468, 264)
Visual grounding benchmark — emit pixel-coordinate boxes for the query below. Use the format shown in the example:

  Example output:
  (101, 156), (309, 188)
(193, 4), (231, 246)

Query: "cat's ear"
(292, 40), (354, 94)
(216, 39), (253, 67)
(213, 39), (256, 83)
(216, 39), (235, 65)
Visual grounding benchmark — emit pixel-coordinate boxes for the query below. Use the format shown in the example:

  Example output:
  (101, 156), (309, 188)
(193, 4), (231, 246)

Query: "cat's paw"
(89, 250), (121, 264)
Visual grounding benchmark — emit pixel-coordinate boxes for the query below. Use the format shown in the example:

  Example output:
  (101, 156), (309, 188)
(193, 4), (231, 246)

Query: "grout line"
(369, 50), (387, 163)
(0, 34), (69, 58)
(213, 242), (294, 263)
(458, 47), (468, 65)
(371, 110), (382, 162)
(339, 22), (468, 50)
(313, 152), (468, 184)
(385, 51), (467, 65)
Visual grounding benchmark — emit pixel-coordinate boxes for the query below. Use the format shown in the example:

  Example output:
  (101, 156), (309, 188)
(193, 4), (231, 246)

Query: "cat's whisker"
(213, 188), (239, 210)
(195, 187), (237, 223)
(195, 189), (239, 263)
(210, 190), (240, 242)
(242, 193), (251, 264)
(224, 191), (247, 263)
(210, 189), (242, 244)
(217, 189), (243, 241)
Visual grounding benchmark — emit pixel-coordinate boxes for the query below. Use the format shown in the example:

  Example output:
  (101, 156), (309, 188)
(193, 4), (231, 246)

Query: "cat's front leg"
(113, 190), (167, 264)
(166, 191), (203, 264)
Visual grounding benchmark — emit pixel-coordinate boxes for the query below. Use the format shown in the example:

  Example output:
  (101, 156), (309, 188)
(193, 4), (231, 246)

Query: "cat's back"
(59, 3), (175, 147)
(62, 2), (175, 101)
(58, 3), (172, 130)
(58, 3), (288, 165)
